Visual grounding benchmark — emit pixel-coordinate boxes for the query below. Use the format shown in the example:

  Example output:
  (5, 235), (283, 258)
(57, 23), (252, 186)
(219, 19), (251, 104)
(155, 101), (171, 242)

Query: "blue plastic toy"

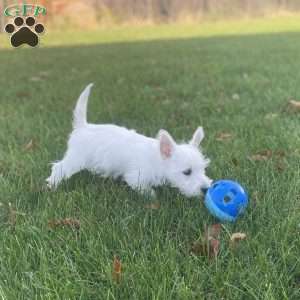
(204, 180), (248, 222)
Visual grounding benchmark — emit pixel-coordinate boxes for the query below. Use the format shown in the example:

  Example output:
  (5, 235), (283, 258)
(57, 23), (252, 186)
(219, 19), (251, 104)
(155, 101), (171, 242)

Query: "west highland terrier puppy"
(46, 84), (212, 197)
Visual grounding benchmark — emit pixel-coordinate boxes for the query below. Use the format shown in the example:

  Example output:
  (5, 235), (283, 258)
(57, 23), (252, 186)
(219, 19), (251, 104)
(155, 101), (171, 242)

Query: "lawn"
(0, 16), (300, 299)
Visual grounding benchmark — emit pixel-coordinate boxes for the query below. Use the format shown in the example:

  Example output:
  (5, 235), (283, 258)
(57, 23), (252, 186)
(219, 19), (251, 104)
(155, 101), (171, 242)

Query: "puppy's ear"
(190, 127), (204, 147)
(157, 130), (175, 159)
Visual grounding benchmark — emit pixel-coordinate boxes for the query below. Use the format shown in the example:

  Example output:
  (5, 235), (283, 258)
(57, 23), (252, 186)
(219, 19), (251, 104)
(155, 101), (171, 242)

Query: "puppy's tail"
(73, 83), (94, 129)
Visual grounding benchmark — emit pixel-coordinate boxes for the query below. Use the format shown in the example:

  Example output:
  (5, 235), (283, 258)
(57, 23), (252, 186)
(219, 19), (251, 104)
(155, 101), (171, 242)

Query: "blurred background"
(1, 0), (300, 30)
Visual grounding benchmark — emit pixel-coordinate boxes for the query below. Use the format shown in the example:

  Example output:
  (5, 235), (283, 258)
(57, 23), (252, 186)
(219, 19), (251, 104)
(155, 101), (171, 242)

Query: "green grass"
(0, 17), (300, 299)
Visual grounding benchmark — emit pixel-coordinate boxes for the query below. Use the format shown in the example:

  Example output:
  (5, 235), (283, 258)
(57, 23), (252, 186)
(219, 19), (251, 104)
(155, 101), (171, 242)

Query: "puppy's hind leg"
(46, 149), (85, 189)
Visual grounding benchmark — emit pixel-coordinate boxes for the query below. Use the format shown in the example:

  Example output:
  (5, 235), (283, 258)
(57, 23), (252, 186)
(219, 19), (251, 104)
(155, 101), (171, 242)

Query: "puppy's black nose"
(201, 188), (208, 194)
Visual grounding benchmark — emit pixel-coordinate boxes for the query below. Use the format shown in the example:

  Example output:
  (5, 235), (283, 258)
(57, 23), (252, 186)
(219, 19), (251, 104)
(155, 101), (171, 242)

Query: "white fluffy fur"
(46, 84), (212, 197)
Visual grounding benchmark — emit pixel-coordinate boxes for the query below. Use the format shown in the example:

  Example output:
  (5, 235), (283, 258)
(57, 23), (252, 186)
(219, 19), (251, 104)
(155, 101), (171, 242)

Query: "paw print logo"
(5, 16), (44, 48)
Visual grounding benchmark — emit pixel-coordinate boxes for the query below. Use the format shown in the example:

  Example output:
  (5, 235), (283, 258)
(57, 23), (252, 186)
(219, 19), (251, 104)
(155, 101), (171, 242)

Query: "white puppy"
(46, 84), (212, 197)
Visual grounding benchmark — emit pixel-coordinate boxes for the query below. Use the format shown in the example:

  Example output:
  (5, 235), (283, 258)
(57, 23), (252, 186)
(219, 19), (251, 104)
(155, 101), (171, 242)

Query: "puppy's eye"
(183, 168), (192, 176)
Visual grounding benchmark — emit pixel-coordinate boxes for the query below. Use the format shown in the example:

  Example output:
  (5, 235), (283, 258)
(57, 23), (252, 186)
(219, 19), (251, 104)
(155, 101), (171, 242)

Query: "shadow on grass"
(0, 32), (300, 299)
(0, 30), (299, 229)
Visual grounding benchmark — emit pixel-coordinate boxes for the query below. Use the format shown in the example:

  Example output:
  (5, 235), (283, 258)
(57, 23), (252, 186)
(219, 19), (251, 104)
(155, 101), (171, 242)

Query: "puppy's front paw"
(141, 188), (156, 199)
(45, 177), (57, 190)
(148, 188), (156, 198)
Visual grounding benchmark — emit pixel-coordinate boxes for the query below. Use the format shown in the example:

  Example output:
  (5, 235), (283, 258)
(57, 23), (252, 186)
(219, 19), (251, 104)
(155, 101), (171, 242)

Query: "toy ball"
(204, 180), (248, 222)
